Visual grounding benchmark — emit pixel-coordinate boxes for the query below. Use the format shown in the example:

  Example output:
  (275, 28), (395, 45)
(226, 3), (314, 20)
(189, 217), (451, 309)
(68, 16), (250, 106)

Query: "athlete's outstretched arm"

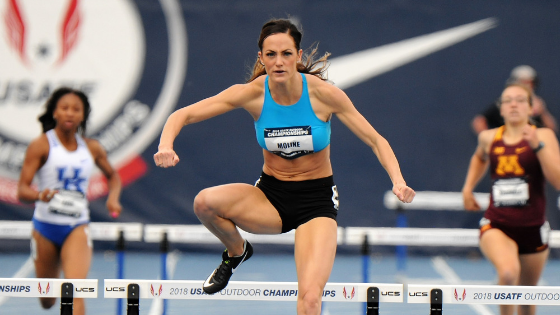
(87, 139), (122, 218)
(154, 84), (258, 168)
(462, 130), (492, 211)
(17, 135), (57, 203)
(528, 127), (560, 189)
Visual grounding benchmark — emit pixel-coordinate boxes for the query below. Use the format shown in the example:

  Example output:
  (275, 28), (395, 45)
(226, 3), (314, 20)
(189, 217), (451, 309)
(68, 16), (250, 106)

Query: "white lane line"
(0, 256), (34, 306)
(148, 250), (181, 315)
(431, 256), (496, 315)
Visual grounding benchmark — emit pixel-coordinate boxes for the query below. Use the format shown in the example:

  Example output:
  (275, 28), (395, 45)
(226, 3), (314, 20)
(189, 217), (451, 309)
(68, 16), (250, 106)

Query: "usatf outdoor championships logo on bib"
(0, 0), (187, 204)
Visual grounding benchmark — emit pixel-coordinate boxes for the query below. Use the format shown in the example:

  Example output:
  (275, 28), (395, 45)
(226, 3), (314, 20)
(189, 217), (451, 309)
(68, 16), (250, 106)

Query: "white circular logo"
(0, 0), (187, 202)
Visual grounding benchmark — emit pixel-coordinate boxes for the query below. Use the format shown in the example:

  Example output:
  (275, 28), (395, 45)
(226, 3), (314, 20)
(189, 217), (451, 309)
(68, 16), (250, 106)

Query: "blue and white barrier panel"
(0, 278), (98, 298)
(408, 284), (560, 305)
(104, 279), (403, 302)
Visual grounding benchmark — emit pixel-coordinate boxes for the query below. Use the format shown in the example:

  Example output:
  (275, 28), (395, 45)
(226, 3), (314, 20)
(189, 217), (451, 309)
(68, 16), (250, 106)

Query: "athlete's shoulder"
(84, 138), (106, 159)
(305, 73), (334, 89)
(216, 77), (265, 113)
(24, 133), (50, 160)
(306, 74), (346, 103)
(28, 133), (49, 150)
(536, 126), (556, 137)
(222, 77), (265, 102)
(478, 128), (498, 148)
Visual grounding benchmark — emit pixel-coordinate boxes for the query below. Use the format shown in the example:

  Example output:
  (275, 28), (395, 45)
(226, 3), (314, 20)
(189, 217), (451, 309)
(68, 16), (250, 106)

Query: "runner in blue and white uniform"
(18, 87), (122, 315)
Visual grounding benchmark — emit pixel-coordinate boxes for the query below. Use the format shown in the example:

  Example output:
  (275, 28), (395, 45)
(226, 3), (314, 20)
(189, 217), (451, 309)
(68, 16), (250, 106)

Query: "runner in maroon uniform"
(462, 83), (560, 315)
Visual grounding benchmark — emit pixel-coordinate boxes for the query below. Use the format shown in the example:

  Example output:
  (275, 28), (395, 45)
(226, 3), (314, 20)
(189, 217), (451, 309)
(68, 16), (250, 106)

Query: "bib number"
(492, 178), (529, 207)
(48, 190), (86, 218)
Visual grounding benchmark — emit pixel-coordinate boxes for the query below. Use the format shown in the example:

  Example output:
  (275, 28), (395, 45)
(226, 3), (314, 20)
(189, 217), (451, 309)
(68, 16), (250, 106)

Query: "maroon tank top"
(485, 126), (546, 226)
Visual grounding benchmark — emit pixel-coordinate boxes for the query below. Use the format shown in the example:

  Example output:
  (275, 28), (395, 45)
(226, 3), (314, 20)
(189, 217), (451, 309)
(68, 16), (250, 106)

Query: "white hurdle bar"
(0, 221), (143, 241)
(105, 279), (402, 314)
(3, 220), (560, 248)
(409, 284), (560, 315)
(104, 279), (402, 302)
(345, 227), (560, 248)
(0, 278), (97, 315)
(384, 191), (490, 211)
(385, 190), (560, 211)
(408, 284), (560, 305)
(143, 224), (345, 244)
(0, 278), (97, 298)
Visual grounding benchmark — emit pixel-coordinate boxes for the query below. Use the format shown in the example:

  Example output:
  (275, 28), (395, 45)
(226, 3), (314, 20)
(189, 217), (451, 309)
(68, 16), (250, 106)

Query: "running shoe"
(203, 240), (253, 294)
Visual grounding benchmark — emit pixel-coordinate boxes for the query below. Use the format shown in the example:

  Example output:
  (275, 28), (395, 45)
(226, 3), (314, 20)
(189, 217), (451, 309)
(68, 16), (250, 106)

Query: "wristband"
(532, 141), (545, 153)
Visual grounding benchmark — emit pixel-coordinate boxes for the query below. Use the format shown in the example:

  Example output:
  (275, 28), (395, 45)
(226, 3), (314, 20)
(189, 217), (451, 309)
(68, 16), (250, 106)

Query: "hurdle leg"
(430, 288), (442, 315)
(127, 283), (140, 315)
(60, 282), (74, 315)
(366, 287), (379, 315)
(117, 230), (126, 315)
(362, 234), (370, 315)
(160, 232), (169, 315)
(395, 209), (408, 272)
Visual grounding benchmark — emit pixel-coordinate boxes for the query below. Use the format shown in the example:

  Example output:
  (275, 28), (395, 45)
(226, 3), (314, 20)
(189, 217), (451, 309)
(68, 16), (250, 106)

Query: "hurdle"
(143, 224), (345, 245)
(104, 279), (403, 314)
(0, 221), (143, 315)
(383, 190), (491, 211)
(0, 278), (97, 315)
(0, 220), (144, 242)
(382, 190), (560, 272)
(408, 284), (560, 315)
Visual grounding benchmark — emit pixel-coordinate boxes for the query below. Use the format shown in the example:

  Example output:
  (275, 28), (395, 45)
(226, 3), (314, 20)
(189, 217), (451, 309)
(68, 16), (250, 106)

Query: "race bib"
(264, 126), (314, 159)
(492, 178), (529, 207)
(48, 190), (87, 218)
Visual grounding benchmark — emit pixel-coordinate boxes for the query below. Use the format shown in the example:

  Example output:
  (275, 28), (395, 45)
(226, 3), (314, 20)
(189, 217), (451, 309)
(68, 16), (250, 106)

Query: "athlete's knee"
(193, 188), (217, 217)
(39, 297), (56, 309)
(496, 264), (520, 285)
(298, 289), (322, 314)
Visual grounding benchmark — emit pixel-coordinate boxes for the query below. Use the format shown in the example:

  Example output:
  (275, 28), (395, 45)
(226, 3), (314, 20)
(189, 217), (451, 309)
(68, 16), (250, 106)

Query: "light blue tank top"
(254, 73), (331, 159)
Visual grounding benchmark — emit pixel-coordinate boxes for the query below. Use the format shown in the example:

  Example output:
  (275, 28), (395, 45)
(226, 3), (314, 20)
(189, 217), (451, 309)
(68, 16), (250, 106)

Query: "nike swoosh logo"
(203, 269), (217, 287)
(516, 147), (528, 154)
(328, 18), (498, 90)
(232, 250), (248, 273)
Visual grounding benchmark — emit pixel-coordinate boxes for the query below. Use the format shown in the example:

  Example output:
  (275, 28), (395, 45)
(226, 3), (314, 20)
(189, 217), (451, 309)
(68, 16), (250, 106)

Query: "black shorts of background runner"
(255, 172), (338, 233)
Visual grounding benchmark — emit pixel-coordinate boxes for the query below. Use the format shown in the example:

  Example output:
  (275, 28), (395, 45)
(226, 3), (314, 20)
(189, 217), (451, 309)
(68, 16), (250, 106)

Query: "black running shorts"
(255, 172), (338, 233)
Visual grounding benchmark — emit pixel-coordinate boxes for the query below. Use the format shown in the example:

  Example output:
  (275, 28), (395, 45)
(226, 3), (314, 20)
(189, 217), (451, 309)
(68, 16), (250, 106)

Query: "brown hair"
(247, 19), (330, 83)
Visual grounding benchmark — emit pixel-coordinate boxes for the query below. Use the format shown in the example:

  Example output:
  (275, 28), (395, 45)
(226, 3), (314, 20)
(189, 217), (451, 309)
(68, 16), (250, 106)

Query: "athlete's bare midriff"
(261, 146), (333, 181)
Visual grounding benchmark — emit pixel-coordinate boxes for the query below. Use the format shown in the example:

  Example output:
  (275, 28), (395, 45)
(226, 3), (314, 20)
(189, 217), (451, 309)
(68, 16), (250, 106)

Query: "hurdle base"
(366, 286), (379, 315)
(430, 288), (442, 315)
(60, 282), (73, 315)
(127, 283), (140, 315)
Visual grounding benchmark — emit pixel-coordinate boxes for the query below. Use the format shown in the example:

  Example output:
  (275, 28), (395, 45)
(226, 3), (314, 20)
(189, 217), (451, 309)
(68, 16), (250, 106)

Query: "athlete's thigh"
(199, 183), (282, 234)
(519, 249), (549, 286)
(32, 230), (61, 278)
(294, 217), (337, 290)
(479, 228), (519, 268)
(60, 225), (92, 279)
